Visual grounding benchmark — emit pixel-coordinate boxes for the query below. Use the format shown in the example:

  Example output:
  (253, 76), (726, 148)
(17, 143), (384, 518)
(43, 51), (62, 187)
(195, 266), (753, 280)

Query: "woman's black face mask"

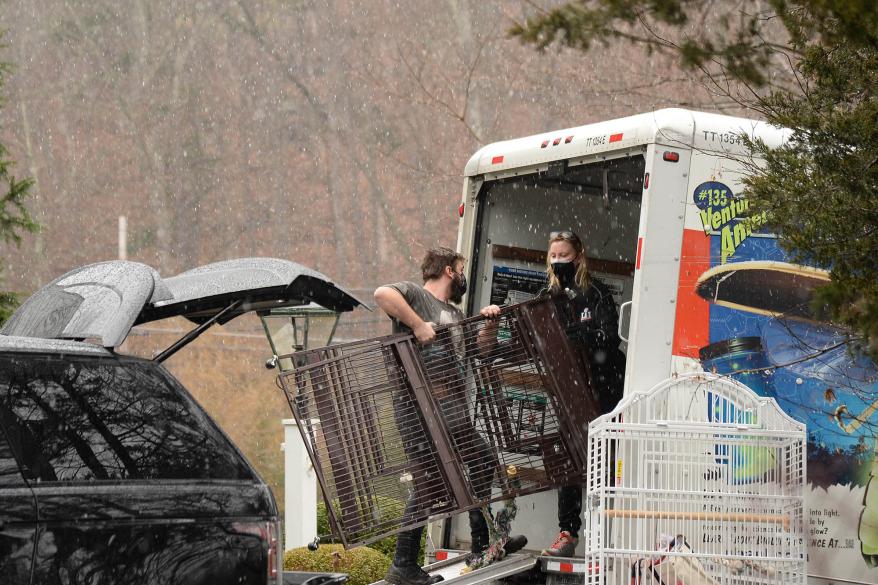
(552, 260), (577, 288)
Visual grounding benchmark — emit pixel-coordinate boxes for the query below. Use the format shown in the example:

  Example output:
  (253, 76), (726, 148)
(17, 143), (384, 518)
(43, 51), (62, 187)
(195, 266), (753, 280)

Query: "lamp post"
(259, 303), (341, 371)
(260, 303), (340, 551)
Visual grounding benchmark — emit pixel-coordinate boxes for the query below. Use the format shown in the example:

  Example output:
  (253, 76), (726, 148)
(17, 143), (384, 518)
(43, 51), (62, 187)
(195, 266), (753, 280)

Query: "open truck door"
(449, 112), (662, 560)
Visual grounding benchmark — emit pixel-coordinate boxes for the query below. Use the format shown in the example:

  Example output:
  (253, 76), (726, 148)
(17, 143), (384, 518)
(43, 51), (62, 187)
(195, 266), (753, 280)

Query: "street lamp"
(260, 303), (340, 553)
(259, 303), (340, 371)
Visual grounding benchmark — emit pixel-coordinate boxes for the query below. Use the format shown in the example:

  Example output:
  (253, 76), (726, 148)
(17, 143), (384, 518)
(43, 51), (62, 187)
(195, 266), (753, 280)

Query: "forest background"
(0, 0), (736, 517)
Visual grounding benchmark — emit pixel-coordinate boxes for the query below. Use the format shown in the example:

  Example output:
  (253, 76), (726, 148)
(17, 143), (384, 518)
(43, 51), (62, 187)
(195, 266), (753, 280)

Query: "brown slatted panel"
(279, 295), (600, 547)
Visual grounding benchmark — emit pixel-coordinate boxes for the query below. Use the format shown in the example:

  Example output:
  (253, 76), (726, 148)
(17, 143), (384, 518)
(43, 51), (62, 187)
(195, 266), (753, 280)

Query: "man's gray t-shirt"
(386, 281), (465, 333)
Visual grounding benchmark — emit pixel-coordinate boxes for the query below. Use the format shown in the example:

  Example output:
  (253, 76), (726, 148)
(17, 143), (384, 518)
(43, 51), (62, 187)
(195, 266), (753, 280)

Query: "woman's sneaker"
(542, 531), (578, 557)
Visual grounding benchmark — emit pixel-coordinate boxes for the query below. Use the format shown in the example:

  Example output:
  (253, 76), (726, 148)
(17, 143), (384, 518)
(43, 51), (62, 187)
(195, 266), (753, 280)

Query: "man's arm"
(374, 286), (436, 343)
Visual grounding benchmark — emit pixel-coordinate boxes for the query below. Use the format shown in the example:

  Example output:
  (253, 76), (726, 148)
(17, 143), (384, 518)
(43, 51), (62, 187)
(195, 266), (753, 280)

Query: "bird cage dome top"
(593, 372), (806, 435)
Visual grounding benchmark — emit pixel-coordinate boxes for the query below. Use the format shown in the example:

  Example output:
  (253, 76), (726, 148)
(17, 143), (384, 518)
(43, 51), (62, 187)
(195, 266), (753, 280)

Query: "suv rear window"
(0, 354), (254, 481)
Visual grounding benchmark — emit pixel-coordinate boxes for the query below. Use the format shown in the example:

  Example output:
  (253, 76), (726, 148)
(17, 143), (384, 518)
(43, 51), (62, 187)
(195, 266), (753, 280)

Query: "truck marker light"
(546, 560), (589, 573)
(663, 151), (680, 162)
(435, 550), (461, 561)
(491, 155), (504, 164)
(458, 203), (465, 218)
(609, 133), (623, 142)
(564, 135), (574, 143)
(644, 172), (650, 189)
(552, 137), (562, 146)
(541, 140), (549, 148)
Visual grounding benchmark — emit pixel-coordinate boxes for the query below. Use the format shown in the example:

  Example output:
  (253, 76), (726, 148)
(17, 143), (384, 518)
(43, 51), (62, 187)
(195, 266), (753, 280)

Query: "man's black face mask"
(450, 271), (467, 304)
(552, 261), (577, 288)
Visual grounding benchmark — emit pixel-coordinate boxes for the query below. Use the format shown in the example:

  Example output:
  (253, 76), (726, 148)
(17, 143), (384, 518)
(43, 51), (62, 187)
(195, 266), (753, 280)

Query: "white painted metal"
(584, 372), (806, 584)
(622, 143), (690, 394)
(282, 418), (317, 551)
(118, 215), (127, 260)
(462, 108), (787, 179)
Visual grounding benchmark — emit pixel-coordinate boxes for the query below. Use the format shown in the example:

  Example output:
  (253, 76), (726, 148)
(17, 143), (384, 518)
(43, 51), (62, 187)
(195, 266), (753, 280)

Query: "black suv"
(0, 258), (362, 585)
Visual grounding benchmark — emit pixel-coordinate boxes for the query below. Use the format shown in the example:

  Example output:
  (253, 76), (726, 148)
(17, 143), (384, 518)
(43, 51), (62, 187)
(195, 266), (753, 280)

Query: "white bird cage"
(584, 372), (806, 585)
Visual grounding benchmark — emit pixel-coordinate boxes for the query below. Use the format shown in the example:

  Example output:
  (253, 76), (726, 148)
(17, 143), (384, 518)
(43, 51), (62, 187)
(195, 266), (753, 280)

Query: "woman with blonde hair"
(541, 230), (626, 558)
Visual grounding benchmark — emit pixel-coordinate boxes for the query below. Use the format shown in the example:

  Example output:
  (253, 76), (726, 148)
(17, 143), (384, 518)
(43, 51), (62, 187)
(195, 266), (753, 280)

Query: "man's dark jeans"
(393, 392), (496, 565)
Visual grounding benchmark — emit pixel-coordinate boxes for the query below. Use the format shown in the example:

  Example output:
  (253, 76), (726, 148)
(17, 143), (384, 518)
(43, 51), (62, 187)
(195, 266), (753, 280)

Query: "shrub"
(283, 544), (390, 585)
(316, 499), (426, 564)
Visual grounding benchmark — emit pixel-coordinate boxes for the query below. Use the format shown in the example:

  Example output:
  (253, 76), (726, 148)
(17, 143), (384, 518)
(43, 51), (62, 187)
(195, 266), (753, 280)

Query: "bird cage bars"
(584, 372), (806, 585)
(279, 295), (601, 547)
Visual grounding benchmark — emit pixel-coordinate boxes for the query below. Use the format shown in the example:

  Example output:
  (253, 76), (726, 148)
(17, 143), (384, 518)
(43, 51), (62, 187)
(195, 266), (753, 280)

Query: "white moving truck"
(433, 108), (876, 585)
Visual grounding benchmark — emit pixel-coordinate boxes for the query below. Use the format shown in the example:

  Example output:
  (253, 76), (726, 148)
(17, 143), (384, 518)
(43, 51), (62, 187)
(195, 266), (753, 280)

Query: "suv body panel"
(0, 431), (37, 583)
(2, 257), (365, 348)
(0, 346), (279, 585)
(143, 257), (363, 323)
(31, 482), (274, 585)
(1, 262), (167, 348)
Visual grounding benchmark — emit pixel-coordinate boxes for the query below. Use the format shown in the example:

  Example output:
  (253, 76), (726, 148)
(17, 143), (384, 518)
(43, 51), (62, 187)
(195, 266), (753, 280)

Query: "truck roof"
(464, 108), (790, 177)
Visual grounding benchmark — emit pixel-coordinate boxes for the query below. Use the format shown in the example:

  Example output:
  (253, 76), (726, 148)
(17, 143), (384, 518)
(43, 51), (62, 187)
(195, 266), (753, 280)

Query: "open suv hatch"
(0, 258), (365, 585)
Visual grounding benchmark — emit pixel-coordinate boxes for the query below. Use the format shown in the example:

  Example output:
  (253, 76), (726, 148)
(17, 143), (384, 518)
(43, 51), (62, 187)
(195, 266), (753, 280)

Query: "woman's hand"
(477, 305), (501, 356)
(479, 304), (502, 320)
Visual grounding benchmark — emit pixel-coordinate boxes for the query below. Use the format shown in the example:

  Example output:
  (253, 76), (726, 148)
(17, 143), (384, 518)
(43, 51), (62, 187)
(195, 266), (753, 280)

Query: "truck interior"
(442, 149), (646, 560)
(467, 150), (646, 355)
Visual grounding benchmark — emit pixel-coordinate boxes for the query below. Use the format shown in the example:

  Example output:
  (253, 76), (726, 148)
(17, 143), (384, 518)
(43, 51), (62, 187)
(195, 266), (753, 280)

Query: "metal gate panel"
(280, 338), (460, 547)
(280, 295), (600, 547)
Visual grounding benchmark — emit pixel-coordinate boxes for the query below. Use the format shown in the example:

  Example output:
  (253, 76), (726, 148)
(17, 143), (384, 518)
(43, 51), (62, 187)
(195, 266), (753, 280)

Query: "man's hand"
(413, 321), (436, 344)
(479, 304), (502, 320)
